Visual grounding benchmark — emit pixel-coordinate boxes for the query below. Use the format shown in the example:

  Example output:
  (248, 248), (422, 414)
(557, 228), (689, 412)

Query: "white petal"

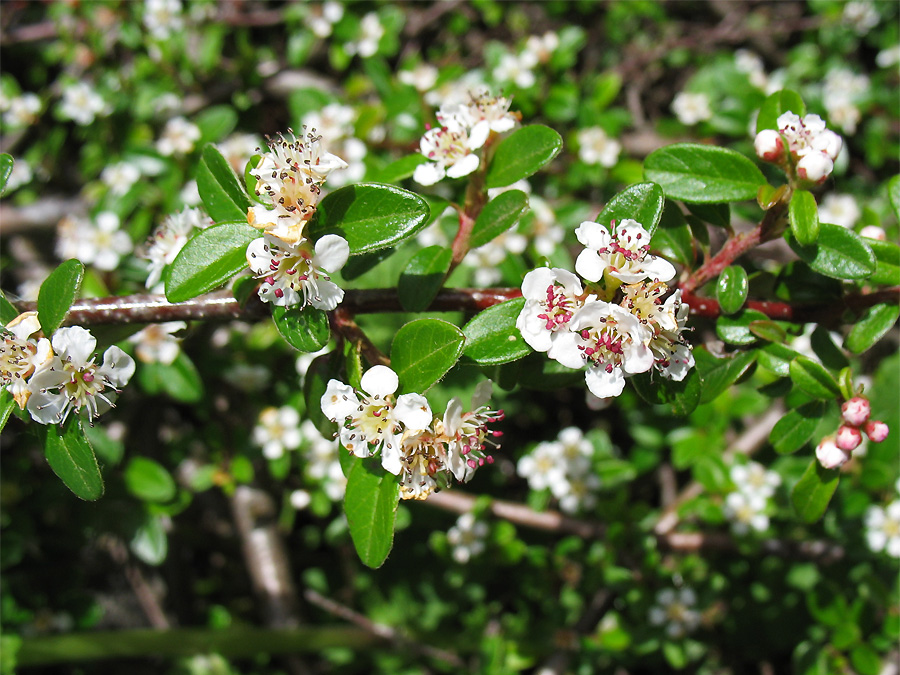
(623, 342), (654, 374)
(413, 162), (445, 186)
(52, 326), (96, 365)
(395, 393), (432, 431)
(26, 389), (69, 425)
(574, 249), (606, 283)
(468, 121), (490, 150)
(584, 365), (626, 398)
(574, 221), (611, 250)
(361, 365), (399, 397)
(547, 331), (586, 370)
(314, 234), (350, 273)
(99, 346), (136, 386)
(381, 438), (403, 475)
(471, 380), (493, 408)
(246, 237), (271, 273)
(309, 280), (345, 311)
(443, 397), (464, 436)
(446, 153), (479, 179)
(321, 380), (358, 421)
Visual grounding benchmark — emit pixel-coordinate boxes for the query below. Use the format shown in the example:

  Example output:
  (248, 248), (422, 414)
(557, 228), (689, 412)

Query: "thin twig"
(100, 537), (170, 630)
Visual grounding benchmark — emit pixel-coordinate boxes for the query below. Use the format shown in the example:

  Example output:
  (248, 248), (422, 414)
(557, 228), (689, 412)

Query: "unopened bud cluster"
(321, 366), (503, 500)
(754, 112), (842, 185)
(816, 396), (889, 469)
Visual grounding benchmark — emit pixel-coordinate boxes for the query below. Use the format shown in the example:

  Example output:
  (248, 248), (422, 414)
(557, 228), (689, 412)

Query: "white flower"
(493, 51), (537, 89)
(26, 326), (135, 425)
(58, 82), (109, 126)
(399, 63), (439, 92)
(864, 501), (900, 557)
(2, 93), (41, 128)
(577, 127), (621, 168)
(724, 491), (769, 535)
(730, 461), (781, 500)
(143, 0), (184, 40)
(817, 194), (860, 229)
(552, 472), (601, 514)
(246, 233), (348, 310)
(253, 406), (303, 460)
(734, 49), (768, 90)
(523, 31), (560, 64)
(289, 489), (311, 510)
(413, 116), (481, 186)
(575, 219), (676, 284)
(842, 1), (879, 35)
(1, 312), (53, 409)
(621, 284), (693, 381)
(141, 207), (212, 291)
(156, 117), (201, 156)
(346, 12), (383, 58)
(127, 322), (186, 365)
(671, 92), (712, 126)
(517, 441), (568, 492)
(57, 213), (132, 272)
(516, 267), (587, 353)
(101, 162), (141, 196)
(876, 45), (900, 69)
(309, 1), (344, 38)
(816, 436), (850, 470)
(439, 380), (503, 483)
(648, 588), (701, 639)
(776, 112), (842, 166)
(450, 89), (519, 149)
(446, 513), (489, 563)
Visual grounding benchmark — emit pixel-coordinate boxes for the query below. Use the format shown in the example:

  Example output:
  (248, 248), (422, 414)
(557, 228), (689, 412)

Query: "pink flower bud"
(816, 436), (850, 470)
(796, 152), (833, 184)
(860, 225), (886, 241)
(864, 420), (889, 443)
(754, 129), (785, 163)
(835, 425), (863, 452)
(841, 397), (871, 427)
(813, 129), (843, 160)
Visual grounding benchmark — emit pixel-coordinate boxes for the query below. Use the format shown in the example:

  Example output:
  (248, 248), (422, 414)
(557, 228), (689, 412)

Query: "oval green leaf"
(789, 356), (841, 400)
(844, 303), (900, 354)
(197, 144), (252, 223)
(398, 246), (452, 312)
(344, 458), (400, 569)
(651, 223), (694, 266)
(789, 189), (820, 246)
(0, 389), (14, 434)
(0, 153), (12, 195)
(715, 309), (768, 346)
(596, 182), (666, 237)
(685, 202), (730, 229)
(374, 154), (430, 184)
(165, 220), (259, 303)
(470, 190), (529, 249)
(770, 401), (825, 455)
(716, 266), (749, 315)
(308, 183), (430, 255)
(390, 318), (466, 394)
(643, 144), (767, 204)
(272, 304), (331, 353)
(137, 352), (204, 403)
(37, 259), (85, 335)
(748, 320), (787, 343)
(44, 419), (104, 501)
(789, 222), (876, 281)
(757, 343), (801, 377)
(463, 297), (532, 366)
(791, 459), (840, 524)
(485, 125), (563, 189)
(698, 350), (756, 404)
(125, 457), (177, 503)
(756, 89), (806, 134)
(630, 368), (702, 416)
(866, 238), (900, 286)
(194, 105), (238, 145)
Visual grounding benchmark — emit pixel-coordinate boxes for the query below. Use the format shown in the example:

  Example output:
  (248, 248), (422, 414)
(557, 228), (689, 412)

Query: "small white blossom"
(439, 380), (503, 484)
(671, 92), (712, 126)
(127, 322), (186, 365)
(523, 31), (560, 64)
(345, 12), (383, 58)
(552, 471), (601, 514)
(143, 0), (184, 40)
(1, 312), (53, 409)
(141, 207), (213, 291)
(575, 219), (676, 284)
(724, 491), (769, 535)
(577, 127), (621, 168)
(493, 51), (537, 89)
(730, 461), (781, 500)
(101, 162), (141, 196)
(842, 1), (880, 35)
(59, 82), (110, 126)
(56, 212), (132, 272)
(399, 63), (439, 92)
(413, 116), (481, 186)
(516, 267), (587, 353)
(735, 49), (768, 90)
(864, 501), (900, 557)
(253, 406), (303, 460)
(309, 1), (344, 38)
(517, 441), (568, 492)
(648, 588), (701, 639)
(3, 92), (41, 128)
(876, 45), (900, 69)
(860, 225), (886, 241)
(289, 489), (312, 510)
(156, 117), (201, 156)
(446, 513), (489, 563)
(817, 194), (860, 229)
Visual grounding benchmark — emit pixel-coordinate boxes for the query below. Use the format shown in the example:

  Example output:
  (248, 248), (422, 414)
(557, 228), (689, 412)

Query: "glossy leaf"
(125, 457), (177, 503)
(463, 297), (532, 366)
(0, 290), (19, 325)
(391, 319), (466, 394)
(308, 183), (430, 255)
(866, 238), (900, 286)
(485, 125), (563, 189)
(789, 356), (841, 400)
(194, 105), (238, 145)
(698, 350), (757, 404)
(716, 309), (768, 346)
(470, 190), (529, 248)
(757, 343), (802, 377)
(272, 305), (330, 353)
(716, 266), (748, 315)
(770, 401), (825, 454)
(37, 259), (85, 336)
(643, 144), (766, 204)
(43, 420), (104, 501)
(789, 190), (819, 246)
(651, 223), (694, 266)
(888, 174), (900, 221)
(341, 248), (395, 281)
(196, 144), (252, 223)
(398, 246), (452, 312)
(136, 352), (204, 403)
(789, 223), (875, 281)
(165, 221), (259, 303)
(0, 388), (14, 434)
(344, 458), (400, 569)
(375, 154), (429, 184)
(685, 202), (730, 229)
(791, 459), (840, 524)
(748, 320), (787, 343)
(756, 89), (806, 133)
(844, 303), (900, 354)
(631, 368), (702, 416)
(0, 153), (12, 195)
(596, 182), (666, 237)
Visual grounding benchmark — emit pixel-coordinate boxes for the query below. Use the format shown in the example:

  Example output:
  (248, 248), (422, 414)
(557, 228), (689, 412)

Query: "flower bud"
(754, 129), (785, 163)
(813, 129), (843, 160)
(816, 436), (850, 470)
(835, 425), (863, 452)
(864, 420), (890, 443)
(796, 152), (833, 184)
(860, 225), (886, 241)
(841, 397), (871, 427)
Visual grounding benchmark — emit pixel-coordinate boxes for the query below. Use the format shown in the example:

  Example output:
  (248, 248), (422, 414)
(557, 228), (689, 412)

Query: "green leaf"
(398, 246), (452, 312)
(770, 401), (825, 454)
(272, 305), (330, 353)
(887, 175), (900, 221)
(789, 190), (819, 246)
(125, 457), (177, 503)
(756, 89), (806, 133)
(390, 319), (466, 394)
(137, 352), (204, 403)
(485, 125), (563, 189)
(789, 356), (841, 400)
(685, 202), (730, 229)
(470, 190), (529, 249)
(748, 320), (787, 343)
(341, 248), (395, 281)
(596, 182), (666, 237)
(844, 303), (900, 354)
(0, 153), (12, 195)
(0, 289), (21, 325)
(651, 223), (694, 266)
(716, 309), (768, 346)
(643, 144), (767, 204)
(698, 350), (757, 404)
(194, 105), (238, 145)
(374, 154), (429, 184)
(791, 459), (840, 523)
(850, 644), (883, 675)
(165, 221), (259, 303)
(463, 297), (532, 366)
(788, 223), (876, 281)
(866, 238), (900, 286)
(630, 368), (702, 416)
(131, 514), (169, 566)
(43, 420), (104, 501)
(343, 458), (400, 569)
(37, 259), (85, 336)
(308, 183), (430, 255)
(716, 266), (749, 315)
(757, 343), (801, 377)
(196, 144), (252, 223)
(0, 388), (15, 434)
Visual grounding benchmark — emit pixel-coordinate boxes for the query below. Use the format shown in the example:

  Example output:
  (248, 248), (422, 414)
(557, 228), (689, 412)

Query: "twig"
(100, 536), (170, 630)
(330, 307), (390, 367)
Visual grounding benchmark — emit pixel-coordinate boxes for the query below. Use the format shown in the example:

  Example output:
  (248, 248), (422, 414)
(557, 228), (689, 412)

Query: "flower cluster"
(140, 207), (213, 292)
(517, 218), (692, 399)
(816, 396), (889, 470)
(754, 111), (843, 185)
(321, 366), (503, 501)
(517, 426), (600, 514)
(1, 315), (135, 427)
(648, 587), (701, 639)
(446, 512), (489, 564)
(723, 461), (781, 535)
(244, 130), (350, 310)
(865, 495), (900, 559)
(56, 212), (133, 273)
(413, 88), (520, 186)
